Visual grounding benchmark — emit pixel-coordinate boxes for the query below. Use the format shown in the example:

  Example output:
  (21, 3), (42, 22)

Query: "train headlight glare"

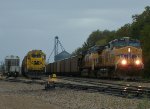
(128, 48), (131, 53)
(121, 59), (127, 65)
(135, 60), (140, 65)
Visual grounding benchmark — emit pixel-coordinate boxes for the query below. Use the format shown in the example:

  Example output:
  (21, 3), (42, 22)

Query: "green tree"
(131, 6), (150, 39)
(116, 24), (132, 37)
(86, 30), (103, 47)
(140, 25), (150, 77)
(72, 6), (150, 77)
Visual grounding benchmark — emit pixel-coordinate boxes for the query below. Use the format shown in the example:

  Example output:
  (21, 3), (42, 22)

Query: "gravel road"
(0, 80), (150, 109)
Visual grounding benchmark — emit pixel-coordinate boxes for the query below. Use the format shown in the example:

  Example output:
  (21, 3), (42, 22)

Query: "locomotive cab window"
(42, 55), (46, 59)
(32, 54), (41, 58)
(112, 40), (127, 48)
(129, 40), (141, 48)
(111, 38), (141, 49)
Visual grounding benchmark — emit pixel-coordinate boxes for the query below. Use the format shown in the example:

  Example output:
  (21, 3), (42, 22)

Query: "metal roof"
(55, 51), (70, 61)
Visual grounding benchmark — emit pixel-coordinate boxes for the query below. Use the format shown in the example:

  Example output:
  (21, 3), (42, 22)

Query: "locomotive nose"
(32, 60), (42, 65)
(118, 53), (143, 70)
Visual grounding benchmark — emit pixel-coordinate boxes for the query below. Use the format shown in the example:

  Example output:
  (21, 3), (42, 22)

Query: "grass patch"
(137, 96), (150, 109)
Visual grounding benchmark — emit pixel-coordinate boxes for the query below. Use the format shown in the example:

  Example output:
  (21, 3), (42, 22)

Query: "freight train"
(22, 50), (46, 78)
(4, 55), (20, 77)
(46, 37), (144, 78)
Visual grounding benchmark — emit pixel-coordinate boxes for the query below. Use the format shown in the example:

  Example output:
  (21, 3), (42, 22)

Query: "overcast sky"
(0, 0), (149, 63)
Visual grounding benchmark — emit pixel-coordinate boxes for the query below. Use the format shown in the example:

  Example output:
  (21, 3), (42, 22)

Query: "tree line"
(72, 6), (150, 77)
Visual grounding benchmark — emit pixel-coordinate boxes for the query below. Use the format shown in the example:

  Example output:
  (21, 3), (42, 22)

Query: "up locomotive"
(22, 50), (46, 78)
(80, 37), (144, 77)
(46, 37), (144, 78)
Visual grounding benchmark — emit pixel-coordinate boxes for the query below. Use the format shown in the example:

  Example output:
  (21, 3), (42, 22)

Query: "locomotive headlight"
(135, 60), (141, 65)
(121, 59), (127, 65)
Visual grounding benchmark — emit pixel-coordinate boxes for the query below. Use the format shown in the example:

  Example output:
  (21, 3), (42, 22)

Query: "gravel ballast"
(0, 80), (150, 109)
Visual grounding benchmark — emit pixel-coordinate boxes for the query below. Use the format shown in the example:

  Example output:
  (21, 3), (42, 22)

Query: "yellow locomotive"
(81, 37), (144, 77)
(22, 50), (46, 78)
(46, 37), (144, 78)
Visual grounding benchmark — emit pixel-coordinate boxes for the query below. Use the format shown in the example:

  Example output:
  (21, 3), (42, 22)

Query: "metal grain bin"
(55, 51), (70, 62)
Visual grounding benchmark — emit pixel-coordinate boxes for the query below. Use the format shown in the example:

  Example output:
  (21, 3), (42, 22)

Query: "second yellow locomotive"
(22, 50), (46, 78)
(81, 37), (144, 77)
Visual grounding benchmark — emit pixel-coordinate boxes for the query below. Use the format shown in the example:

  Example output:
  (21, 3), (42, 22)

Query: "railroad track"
(58, 76), (149, 89)
(45, 76), (150, 99)
(61, 75), (150, 83)
(1, 76), (150, 99)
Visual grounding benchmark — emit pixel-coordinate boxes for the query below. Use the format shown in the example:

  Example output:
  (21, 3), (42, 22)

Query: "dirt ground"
(0, 79), (150, 109)
(0, 80), (61, 109)
(0, 94), (61, 109)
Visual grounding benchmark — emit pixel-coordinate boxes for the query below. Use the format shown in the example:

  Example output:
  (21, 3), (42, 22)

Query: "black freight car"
(46, 56), (80, 76)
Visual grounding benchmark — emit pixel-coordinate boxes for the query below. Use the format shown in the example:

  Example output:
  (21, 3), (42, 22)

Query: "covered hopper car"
(4, 55), (20, 77)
